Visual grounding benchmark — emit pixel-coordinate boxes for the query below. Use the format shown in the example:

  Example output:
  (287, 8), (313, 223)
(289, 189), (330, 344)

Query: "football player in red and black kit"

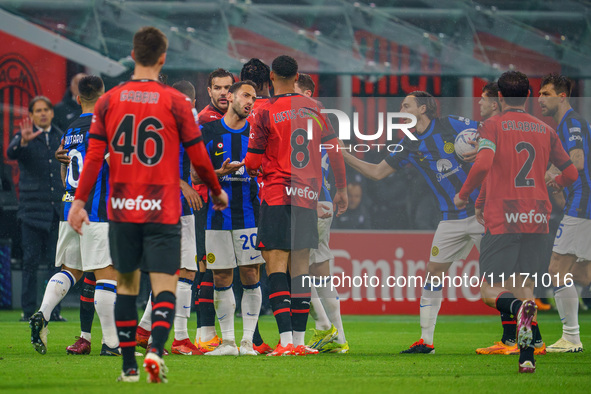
(245, 55), (348, 356)
(240, 58), (274, 354)
(454, 71), (578, 373)
(68, 26), (227, 383)
(193, 68), (233, 353)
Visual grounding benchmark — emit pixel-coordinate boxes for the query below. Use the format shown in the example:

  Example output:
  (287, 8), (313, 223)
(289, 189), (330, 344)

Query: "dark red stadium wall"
(329, 231), (496, 315)
(1, 30), (67, 187)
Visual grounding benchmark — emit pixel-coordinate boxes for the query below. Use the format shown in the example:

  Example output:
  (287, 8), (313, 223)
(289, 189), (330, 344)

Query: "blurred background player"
(68, 26), (227, 383)
(136, 80), (203, 356)
(29, 75), (120, 356)
(239, 59), (273, 354)
(197, 81), (263, 356)
(193, 68), (234, 353)
(245, 55), (348, 356)
(294, 73), (348, 353)
(341, 91), (482, 354)
(539, 73), (591, 353)
(455, 70), (578, 373)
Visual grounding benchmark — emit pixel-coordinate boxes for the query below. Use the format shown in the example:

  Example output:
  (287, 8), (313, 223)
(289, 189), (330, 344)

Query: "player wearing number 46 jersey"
(539, 74), (591, 353)
(29, 75), (120, 357)
(455, 71), (578, 373)
(68, 26), (227, 383)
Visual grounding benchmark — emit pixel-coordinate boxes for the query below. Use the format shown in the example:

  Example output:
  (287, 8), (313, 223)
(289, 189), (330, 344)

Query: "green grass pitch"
(1, 309), (590, 393)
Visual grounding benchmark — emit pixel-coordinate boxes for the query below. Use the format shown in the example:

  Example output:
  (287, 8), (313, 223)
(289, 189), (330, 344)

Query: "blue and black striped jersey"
(556, 109), (591, 219)
(179, 145), (193, 216)
(202, 118), (259, 230)
(62, 113), (109, 222)
(320, 149), (332, 203)
(385, 115), (479, 220)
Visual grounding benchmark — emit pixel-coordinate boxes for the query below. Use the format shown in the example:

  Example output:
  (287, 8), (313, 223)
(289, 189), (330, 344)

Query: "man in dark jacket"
(53, 73), (86, 131)
(6, 96), (64, 321)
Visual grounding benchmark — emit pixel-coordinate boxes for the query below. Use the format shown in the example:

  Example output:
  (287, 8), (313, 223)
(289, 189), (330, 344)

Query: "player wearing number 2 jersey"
(68, 27), (227, 383)
(455, 71), (578, 373)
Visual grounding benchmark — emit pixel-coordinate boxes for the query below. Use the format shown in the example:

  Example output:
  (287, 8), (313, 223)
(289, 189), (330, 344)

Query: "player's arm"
(547, 129), (579, 190)
(454, 139), (495, 209)
(185, 142), (226, 210)
(338, 142), (395, 181)
(61, 164), (67, 188)
(245, 111), (269, 176)
(324, 142), (348, 216)
(569, 149), (585, 171)
(180, 178), (202, 210)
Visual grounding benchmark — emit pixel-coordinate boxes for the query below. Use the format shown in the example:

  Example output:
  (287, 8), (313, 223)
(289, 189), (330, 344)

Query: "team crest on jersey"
(444, 141), (455, 154)
(217, 142), (224, 149)
(431, 246), (439, 257)
(207, 253), (216, 263)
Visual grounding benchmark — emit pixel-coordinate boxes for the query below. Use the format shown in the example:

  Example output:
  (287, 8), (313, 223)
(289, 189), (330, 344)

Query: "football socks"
(95, 279), (119, 348)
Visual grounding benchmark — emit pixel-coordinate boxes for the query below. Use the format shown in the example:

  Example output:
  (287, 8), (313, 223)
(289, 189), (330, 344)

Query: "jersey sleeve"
(247, 109), (270, 154)
(88, 96), (108, 143)
(173, 94), (203, 148)
(447, 116), (478, 134)
(384, 138), (409, 169)
(477, 119), (497, 153)
(549, 128), (574, 171)
(563, 117), (585, 152)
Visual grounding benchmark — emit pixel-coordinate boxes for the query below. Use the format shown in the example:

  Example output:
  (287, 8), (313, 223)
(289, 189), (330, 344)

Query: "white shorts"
(430, 215), (483, 263)
(310, 202), (334, 265)
(55, 221), (111, 271)
(205, 228), (263, 269)
(180, 215), (197, 271)
(553, 215), (591, 260)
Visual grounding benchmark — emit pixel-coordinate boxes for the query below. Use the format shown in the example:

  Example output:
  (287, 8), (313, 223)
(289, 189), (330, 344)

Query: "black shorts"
(194, 201), (208, 262)
(109, 221), (181, 275)
(479, 230), (547, 286)
(256, 202), (318, 251)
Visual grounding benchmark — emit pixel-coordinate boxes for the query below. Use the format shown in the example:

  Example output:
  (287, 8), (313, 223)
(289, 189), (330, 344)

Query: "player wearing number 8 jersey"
(68, 26), (227, 383)
(455, 71), (578, 373)
(245, 55), (348, 356)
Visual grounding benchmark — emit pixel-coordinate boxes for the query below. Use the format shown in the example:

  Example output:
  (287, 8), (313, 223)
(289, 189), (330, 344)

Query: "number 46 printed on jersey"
(112, 115), (164, 166)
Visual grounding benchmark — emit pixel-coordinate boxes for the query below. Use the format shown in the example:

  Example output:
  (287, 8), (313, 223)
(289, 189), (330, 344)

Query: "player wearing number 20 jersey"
(62, 113), (109, 222)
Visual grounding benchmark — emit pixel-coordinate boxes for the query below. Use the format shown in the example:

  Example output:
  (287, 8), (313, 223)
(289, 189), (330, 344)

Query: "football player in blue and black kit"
(341, 91), (483, 354)
(539, 74), (591, 353)
(193, 80), (263, 356)
(29, 75), (120, 356)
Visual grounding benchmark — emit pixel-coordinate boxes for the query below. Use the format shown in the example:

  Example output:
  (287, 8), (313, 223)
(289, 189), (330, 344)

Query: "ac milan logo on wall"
(0, 53), (41, 182)
(0, 53), (41, 138)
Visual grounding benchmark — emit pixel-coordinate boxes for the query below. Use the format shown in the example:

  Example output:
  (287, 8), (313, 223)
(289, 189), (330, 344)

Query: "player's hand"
(211, 190), (229, 211)
(461, 140), (478, 163)
(337, 139), (352, 161)
(317, 202), (333, 219)
(180, 179), (203, 210)
(475, 207), (485, 226)
(55, 139), (70, 165)
(67, 199), (90, 235)
(546, 173), (563, 193)
(247, 166), (263, 178)
(333, 188), (348, 217)
(215, 159), (245, 177)
(454, 193), (468, 209)
(19, 117), (43, 146)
